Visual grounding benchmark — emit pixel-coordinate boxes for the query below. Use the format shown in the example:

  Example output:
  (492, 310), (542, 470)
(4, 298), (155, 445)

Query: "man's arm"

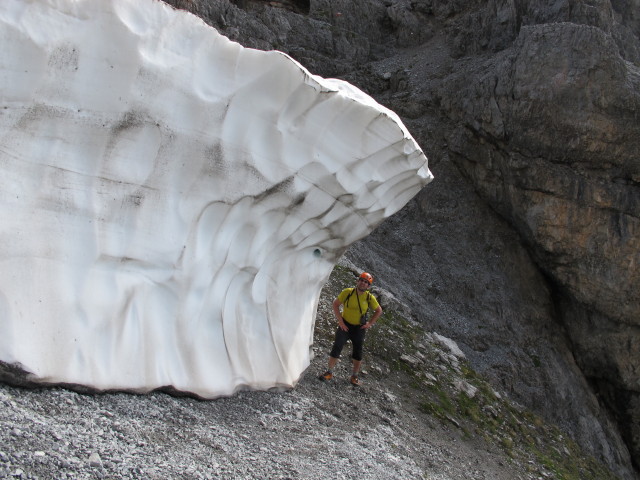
(332, 298), (348, 331)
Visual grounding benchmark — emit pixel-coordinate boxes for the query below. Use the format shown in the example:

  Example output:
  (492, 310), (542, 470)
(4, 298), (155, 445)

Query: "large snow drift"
(0, 0), (432, 397)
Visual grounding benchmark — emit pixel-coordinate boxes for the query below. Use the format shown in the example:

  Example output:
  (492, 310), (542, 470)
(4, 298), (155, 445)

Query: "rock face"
(438, 13), (640, 472)
(161, 0), (640, 476)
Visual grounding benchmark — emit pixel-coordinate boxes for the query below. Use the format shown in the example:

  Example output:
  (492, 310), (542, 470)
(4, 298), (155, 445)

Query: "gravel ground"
(0, 364), (530, 480)
(0, 265), (616, 480)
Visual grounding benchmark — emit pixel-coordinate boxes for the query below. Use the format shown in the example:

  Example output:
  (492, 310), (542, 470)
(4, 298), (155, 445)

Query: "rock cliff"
(162, 0), (639, 476)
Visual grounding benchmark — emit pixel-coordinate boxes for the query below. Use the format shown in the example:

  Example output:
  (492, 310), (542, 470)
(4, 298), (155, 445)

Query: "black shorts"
(329, 320), (366, 361)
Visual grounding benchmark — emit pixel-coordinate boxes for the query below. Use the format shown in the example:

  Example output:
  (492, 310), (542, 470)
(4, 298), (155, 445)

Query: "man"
(319, 272), (383, 386)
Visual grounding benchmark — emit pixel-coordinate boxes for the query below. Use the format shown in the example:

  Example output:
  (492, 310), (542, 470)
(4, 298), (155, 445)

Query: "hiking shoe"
(319, 371), (333, 381)
(350, 375), (360, 386)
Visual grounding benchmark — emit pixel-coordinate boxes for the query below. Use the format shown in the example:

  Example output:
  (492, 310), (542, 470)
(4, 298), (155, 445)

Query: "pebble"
(88, 452), (102, 467)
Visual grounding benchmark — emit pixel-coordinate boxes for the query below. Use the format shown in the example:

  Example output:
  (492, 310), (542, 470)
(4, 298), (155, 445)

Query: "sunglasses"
(357, 278), (371, 284)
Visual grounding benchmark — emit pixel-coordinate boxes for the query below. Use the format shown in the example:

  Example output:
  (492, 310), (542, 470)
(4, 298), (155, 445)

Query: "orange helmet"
(359, 272), (373, 285)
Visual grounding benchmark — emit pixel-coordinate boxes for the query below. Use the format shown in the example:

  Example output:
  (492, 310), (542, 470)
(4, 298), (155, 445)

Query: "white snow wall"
(0, 0), (432, 397)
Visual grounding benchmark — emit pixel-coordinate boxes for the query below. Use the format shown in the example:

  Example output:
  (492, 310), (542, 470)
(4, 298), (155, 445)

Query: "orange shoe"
(319, 371), (333, 381)
(350, 375), (360, 386)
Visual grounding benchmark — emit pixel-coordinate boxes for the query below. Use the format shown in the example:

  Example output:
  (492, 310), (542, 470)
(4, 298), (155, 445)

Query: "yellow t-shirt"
(337, 288), (380, 325)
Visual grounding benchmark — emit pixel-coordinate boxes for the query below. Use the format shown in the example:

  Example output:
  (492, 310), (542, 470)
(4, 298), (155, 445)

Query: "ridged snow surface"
(0, 0), (432, 397)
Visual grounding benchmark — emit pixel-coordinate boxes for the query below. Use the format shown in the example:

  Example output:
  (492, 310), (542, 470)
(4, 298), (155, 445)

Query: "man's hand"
(361, 306), (382, 329)
(338, 318), (348, 331)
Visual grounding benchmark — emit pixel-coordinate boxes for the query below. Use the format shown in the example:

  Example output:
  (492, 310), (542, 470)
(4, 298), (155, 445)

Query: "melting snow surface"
(0, 0), (432, 397)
